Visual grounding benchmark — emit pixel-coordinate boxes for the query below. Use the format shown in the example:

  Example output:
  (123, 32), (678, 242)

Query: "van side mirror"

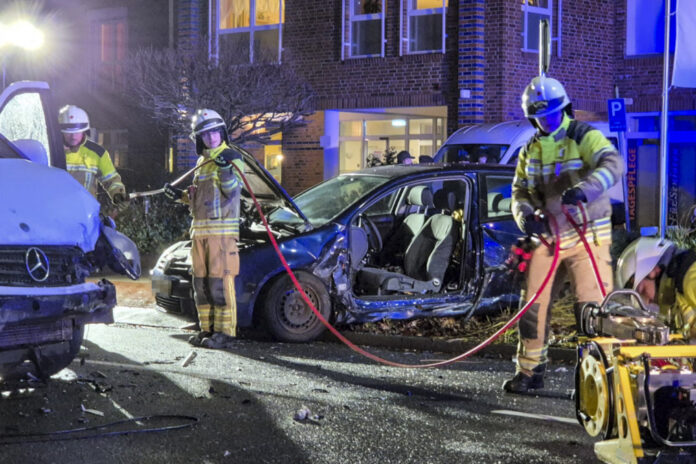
(13, 139), (48, 166)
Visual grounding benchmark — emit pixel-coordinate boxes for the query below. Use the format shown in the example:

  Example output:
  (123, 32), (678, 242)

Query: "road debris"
(181, 351), (197, 367)
(81, 404), (104, 416)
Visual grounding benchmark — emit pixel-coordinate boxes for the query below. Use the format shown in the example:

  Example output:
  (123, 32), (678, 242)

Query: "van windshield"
(436, 144), (509, 164)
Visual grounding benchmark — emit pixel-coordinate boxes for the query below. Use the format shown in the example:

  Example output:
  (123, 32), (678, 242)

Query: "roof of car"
(444, 120), (534, 145)
(345, 162), (516, 178)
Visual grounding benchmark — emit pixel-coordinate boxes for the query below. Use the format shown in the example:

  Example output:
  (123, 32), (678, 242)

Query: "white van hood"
(0, 159), (101, 251)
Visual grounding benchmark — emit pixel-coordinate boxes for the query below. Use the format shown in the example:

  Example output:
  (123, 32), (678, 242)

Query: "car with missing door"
(0, 81), (140, 381)
(152, 154), (525, 342)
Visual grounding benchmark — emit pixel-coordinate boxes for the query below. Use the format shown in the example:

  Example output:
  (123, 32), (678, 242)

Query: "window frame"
(341, 0), (386, 60)
(625, 0), (676, 56)
(521, 0), (561, 56)
(216, 0), (284, 64)
(88, 7), (128, 92)
(400, 0), (447, 56)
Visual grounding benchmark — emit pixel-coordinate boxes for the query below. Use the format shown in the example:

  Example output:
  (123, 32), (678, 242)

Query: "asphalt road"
(0, 307), (601, 464)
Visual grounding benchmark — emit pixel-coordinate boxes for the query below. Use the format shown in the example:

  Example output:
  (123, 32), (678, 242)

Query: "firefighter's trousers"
(516, 239), (613, 375)
(191, 235), (240, 337)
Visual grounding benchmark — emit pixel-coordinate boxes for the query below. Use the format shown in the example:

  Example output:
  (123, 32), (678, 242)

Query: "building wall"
(282, 112), (325, 195)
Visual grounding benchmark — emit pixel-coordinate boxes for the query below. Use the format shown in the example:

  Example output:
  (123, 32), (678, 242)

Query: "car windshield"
(437, 143), (509, 164)
(268, 174), (390, 227)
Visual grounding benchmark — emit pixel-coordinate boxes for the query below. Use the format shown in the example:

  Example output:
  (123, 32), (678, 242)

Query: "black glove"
(163, 183), (183, 201)
(522, 212), (548, 236)
(112, 192), (128, 205)
(214, 148), (241, 168)
(561, 187), (587, 206)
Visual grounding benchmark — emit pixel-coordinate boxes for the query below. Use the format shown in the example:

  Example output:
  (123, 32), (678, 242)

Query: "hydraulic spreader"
(575, 289), (696, 464)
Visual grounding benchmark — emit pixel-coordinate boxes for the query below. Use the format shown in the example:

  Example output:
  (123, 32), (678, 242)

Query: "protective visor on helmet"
(60, 122), (89, 133)
(525, 96), (567, 117)
(193, 117), (225, 136)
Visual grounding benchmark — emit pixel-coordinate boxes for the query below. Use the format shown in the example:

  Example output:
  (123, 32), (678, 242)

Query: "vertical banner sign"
(673, 1), (696, 88)
(668, 145), (680, 226)
(626, 145), (638, 224)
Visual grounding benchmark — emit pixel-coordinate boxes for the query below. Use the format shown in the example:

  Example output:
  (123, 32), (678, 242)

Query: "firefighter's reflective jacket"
(511, 114), (624, 247)
(65, 139), (125, 200)
(659, 249), (696, 340)
(181, 142), (243, 239)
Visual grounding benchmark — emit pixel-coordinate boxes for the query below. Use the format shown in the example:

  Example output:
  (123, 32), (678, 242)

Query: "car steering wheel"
(359, 215), (383, 254)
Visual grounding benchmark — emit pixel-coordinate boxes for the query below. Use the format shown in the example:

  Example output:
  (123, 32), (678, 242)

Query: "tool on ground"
(575, 289), (696, 463)
(128, 158), (215, 200)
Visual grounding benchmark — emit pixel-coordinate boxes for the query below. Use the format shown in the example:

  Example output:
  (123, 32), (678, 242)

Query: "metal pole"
(615, 85), (631, 231)
(659, 0), (671, 240)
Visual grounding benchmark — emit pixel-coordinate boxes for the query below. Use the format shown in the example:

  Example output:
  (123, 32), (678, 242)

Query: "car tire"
(35, 323), (85, 380)
(263, 271), (331, 343)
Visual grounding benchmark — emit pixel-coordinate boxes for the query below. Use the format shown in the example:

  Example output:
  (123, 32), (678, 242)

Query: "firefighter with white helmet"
(59, 105), (127, 208)
(503, 75), (625, 393)
(617, 237), (696, 340)
(163, 108), (244, 349)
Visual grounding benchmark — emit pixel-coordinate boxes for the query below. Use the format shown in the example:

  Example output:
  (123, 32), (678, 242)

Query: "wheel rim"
(277, 285), (322, 333)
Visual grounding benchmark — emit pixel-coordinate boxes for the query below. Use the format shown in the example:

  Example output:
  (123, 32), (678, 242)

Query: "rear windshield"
(436, 144), (509, 164)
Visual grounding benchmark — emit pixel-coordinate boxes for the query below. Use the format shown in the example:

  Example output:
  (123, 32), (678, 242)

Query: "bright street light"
(0, 19), (44, 88)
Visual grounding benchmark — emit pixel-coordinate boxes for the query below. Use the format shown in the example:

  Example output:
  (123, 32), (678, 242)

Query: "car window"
(482, 174), (513, 219)
(438, 143), (508, 164)
(0, 92), (50, 162)
(270, 174), (391, 227)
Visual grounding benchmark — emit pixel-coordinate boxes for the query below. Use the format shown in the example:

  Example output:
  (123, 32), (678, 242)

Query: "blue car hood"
(0, 159), (101, 251)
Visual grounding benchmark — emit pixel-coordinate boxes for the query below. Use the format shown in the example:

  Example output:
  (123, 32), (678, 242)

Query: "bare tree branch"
(127, 37), (314, 145)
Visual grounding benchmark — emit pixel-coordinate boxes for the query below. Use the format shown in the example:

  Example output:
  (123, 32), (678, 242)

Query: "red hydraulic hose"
(232, 163), (561, 368)
(561, 204), (607, 299)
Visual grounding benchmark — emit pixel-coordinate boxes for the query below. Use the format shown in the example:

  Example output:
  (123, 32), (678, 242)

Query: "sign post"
(608, 97), (630, 230)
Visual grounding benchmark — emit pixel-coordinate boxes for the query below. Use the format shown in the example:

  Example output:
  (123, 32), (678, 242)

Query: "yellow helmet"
(58, 105), (90, 134)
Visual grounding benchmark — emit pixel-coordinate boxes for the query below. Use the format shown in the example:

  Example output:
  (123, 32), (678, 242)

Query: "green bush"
(114, 195), (190, 254)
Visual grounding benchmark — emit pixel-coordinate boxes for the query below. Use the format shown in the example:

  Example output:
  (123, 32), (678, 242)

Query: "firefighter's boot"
(502, 364), (546, 393)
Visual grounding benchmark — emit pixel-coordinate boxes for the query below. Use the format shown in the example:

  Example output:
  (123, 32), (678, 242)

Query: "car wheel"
(263, 271), (331, 343)
(35, 323), (85, 379)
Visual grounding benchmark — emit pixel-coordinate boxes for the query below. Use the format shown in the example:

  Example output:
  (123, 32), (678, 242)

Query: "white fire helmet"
(616, 237), (675, 289)
(521, 76), (571, 119)
(58, 105), (90, 134)
(191, 109), (226, 137)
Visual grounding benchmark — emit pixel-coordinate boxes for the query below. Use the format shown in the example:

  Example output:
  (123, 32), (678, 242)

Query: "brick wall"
(281, 112), (325, 195)
(484, 0), (617, 122)
(458, 0), (485, 126)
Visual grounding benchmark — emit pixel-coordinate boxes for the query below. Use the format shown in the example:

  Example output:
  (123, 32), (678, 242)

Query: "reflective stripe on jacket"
(185, 142), (243, 239)
(511, 114), (624, 239)
(660, 250), (696, 340)
(65, 139), (125, 199)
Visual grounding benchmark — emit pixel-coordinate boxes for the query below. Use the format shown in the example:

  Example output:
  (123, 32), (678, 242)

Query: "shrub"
(114, 195), (190, 254)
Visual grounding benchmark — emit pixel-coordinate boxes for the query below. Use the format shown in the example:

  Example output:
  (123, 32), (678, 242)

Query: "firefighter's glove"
(522, 212), (548, 237)
(505, 237), (534, 275)
(561, 187), (587, 206)
(112, 193), (129, 210)
(214, 148), (241, 168)
(163, 183), (184, 201)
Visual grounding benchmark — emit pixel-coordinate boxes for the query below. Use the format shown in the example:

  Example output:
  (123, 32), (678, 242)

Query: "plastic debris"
(81, 404), (104, 416)
(554, 367), (568, 373)
(181, 351), (197, 368)
(293, 406), (311, 421)
(224, 451), (231, 457)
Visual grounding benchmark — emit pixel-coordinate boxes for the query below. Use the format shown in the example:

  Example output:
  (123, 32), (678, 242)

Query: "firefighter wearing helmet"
(617, 237), (696, 341)
(163, 109), (244, 349)
(503, 76), (625, 393)
(59, 105), (128, 208)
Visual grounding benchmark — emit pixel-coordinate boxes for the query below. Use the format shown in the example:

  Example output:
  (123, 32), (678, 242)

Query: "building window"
(400, 0), (447, 55)
(521, 0), (561, 55)
(218, 0), (284, 63)
(97, 129), (129, 168)
(342, 0), (386, 59)
(89, 8), (128, 92)
(626, 0), (675, 56)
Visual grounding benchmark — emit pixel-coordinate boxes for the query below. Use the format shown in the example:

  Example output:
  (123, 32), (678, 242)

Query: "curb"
(323, 331), (578, 364)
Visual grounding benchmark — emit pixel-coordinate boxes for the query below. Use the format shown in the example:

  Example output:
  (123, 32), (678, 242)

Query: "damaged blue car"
(153, 150), (524, 343)
(0, 82), (140, 381)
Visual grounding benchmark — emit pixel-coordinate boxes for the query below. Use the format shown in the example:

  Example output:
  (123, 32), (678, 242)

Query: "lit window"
(521, 0), (560, 54)
(89, 8), (128, 91)
(218, 0), (284, 63)
(341, 0), (386, 59)
(401, 0), (447, 55)
(97, 129), (129, 168)
(626, 0), (675, 55)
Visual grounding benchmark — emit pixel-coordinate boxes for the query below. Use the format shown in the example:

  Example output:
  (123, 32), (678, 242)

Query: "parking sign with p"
(608, 98), (627, 132)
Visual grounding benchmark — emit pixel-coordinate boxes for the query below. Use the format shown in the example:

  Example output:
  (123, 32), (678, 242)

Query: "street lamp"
(0, 20), (44, 88)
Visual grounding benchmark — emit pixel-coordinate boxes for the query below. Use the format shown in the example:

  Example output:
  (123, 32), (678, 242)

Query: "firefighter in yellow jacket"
(617, 238), (696, 341)
(59, 105), (127, 207)
(163, 109), (243, 349)
(503, 76), (624, 393)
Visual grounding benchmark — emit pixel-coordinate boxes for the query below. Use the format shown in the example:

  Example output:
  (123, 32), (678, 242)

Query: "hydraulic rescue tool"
(575, 289), (696, 464)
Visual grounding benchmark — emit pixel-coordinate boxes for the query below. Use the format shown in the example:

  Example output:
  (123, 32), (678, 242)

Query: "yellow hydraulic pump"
(575, 289), (696, 464)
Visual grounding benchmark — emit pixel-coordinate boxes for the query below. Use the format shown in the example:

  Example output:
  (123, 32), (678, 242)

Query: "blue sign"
(607, 98), (627, 132)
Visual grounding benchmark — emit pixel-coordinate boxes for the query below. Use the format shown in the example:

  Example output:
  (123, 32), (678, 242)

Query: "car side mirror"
(13, 139), (48, 166)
